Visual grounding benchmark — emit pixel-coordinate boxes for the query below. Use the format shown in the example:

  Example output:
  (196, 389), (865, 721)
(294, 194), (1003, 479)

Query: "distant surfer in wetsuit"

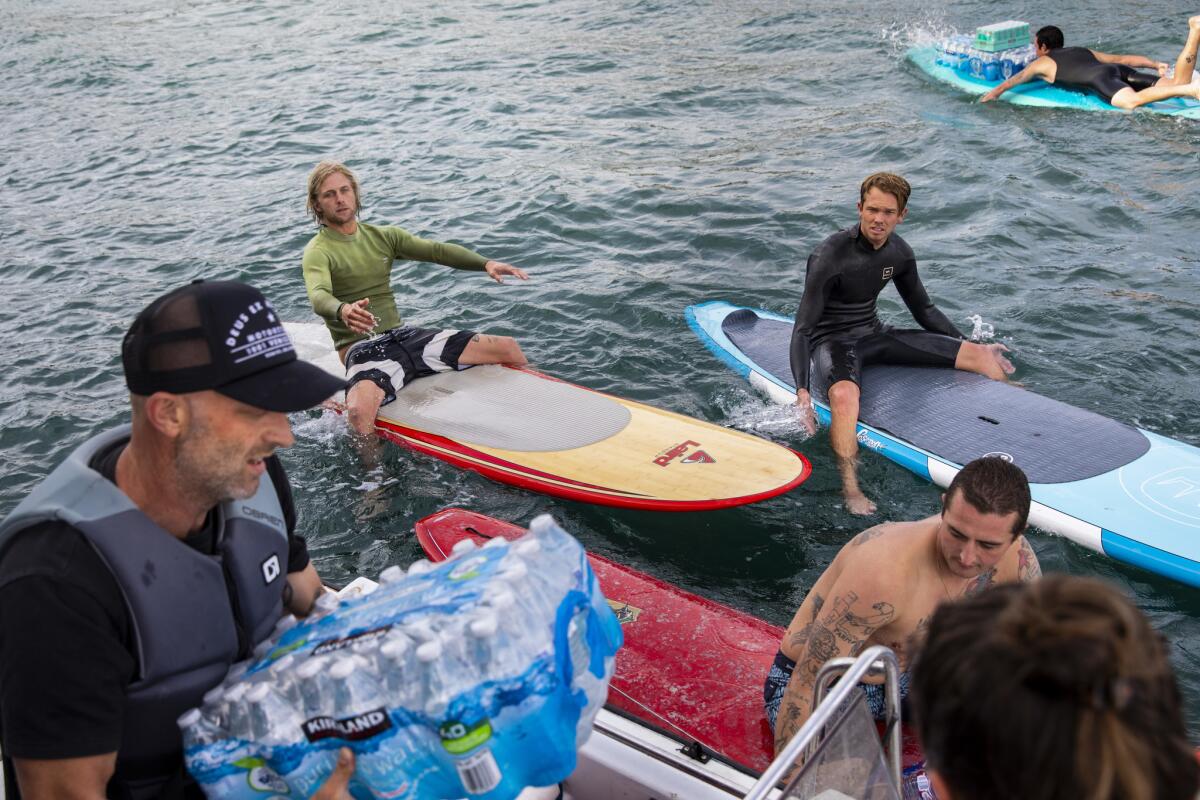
(790, 173), (1014, 515)
(981, 19), (1200, 109)
(766, 457), (1041, 781)
(302, 160), (530, 437)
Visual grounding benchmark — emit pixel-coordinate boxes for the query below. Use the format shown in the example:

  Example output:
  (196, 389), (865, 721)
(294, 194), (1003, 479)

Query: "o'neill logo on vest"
(653, 440), (715, 467)
(882, 266), (894, 280)
(303, 709), (392, 743)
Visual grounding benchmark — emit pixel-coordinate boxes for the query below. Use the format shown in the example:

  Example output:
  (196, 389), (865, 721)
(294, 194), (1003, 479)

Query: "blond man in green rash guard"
(302, 160), (529, 436)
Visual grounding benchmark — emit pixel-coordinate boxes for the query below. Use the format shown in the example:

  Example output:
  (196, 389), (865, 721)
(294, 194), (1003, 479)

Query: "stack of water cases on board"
(177, 515), (623, 800)
(937, 20), (1035, 81)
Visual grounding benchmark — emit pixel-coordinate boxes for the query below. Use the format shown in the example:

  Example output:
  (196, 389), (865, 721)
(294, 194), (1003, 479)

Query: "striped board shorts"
(345, 325), (477, 406)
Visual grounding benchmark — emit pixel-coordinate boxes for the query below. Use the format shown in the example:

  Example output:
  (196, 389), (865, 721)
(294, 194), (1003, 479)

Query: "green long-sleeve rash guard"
(302, 222), (489, 350)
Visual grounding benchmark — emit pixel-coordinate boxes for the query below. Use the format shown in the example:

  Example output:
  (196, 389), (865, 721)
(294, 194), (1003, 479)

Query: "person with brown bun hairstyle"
(910, 575), (1200, 800)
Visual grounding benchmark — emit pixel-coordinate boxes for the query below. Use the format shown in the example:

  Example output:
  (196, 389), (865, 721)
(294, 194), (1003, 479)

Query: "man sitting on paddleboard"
(302, 160), (529, 437)
(765, 457), (1041, 788)
(790, 172), (1013, 515)
(980, 19), (1200, 108)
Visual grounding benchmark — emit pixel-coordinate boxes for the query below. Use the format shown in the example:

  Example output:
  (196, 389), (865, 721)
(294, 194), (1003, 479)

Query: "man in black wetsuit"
(790, 173), (1014, 515)
(981, 19), (1200, 109)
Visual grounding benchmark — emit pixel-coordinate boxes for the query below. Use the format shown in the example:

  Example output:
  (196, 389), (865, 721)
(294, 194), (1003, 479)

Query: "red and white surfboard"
(287, 322), (810, 511)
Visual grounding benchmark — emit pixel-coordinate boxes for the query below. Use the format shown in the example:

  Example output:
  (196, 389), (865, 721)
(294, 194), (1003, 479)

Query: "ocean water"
(2, 0), (1199, 738)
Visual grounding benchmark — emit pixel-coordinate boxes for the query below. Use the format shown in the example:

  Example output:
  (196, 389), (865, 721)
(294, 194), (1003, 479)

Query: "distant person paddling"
(981, 19), (1200, 108)
(789, 173), (1014, 516)
(302, 160), (529, 437)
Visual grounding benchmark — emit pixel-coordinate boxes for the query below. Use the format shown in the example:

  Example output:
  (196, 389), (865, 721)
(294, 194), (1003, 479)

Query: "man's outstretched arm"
(980, 59), (1053, 102)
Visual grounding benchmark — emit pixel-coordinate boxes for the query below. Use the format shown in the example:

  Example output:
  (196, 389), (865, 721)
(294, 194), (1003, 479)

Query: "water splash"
(719, 390), (809, 441)
(292, 408), (347, 444)
(879, 17), (960, 55)
(965, 314), (995, 342)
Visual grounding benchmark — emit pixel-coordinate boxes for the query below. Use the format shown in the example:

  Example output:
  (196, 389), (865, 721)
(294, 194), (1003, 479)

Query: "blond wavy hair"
(306, 160), (362, 225)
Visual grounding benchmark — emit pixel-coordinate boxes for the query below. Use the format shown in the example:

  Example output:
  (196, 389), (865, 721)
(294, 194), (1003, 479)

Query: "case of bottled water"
(935, 31), (1035, 83)
(180, 515), (623, 799)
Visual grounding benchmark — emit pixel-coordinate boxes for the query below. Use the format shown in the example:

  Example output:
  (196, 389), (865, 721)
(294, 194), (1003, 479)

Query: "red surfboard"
(415, 508), (781, 772)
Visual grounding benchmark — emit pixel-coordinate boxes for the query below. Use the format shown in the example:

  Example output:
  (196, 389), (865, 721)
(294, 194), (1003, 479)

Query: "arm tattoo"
(1017, 538), (1042, 582)
(774, 590), (896, 752)
(787, 593), (825, 651)
(810, 592), (825, 620)
(849, 525), (886, 547)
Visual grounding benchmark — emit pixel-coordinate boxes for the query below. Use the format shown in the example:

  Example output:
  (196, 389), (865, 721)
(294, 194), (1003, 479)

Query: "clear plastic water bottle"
(415, 637), (456, 718)
(179, 707), (225, 749)
(968, 49), (985, 79)
(219, 682), (254, 740)
(179, 708), (264, 800)
(983, 52), (1002, 81)
(329, 656), (411, 799)
(297, 654), (336, 719)
(483, 588), (553, 663)
(245, 681), (303, 744)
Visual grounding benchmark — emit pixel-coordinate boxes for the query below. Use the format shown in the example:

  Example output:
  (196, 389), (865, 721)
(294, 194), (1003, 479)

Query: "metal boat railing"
(742, 644), (903, 799)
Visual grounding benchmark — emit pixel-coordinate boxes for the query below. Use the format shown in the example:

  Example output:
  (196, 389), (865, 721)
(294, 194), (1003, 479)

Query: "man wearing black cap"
(0, 281), (353, 799)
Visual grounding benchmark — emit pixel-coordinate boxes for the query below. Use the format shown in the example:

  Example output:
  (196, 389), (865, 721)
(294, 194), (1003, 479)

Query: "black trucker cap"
(122, 280), (345, 412)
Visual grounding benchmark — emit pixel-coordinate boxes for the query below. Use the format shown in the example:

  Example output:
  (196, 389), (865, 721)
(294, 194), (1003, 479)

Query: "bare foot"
(1189, 15), (1200, 31)
(1190, 83), (1200, 101)
(844, 492), (877, 516)
(321, 397), (347, 414)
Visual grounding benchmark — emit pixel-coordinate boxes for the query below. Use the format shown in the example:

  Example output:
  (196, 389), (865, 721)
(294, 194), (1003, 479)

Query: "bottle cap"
(407, 559), (433, 576)
(379, 565), (404, 584)
(296, 657), (325, 679)
(178, 707), (203, 727)
(246, 683), (271, 703)
(330, 658), (357, 680)
(416, 639), (443, 662)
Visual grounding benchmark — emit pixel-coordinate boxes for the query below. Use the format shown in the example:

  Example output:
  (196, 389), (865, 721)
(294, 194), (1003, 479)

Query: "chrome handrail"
(742, 645), (902, 799)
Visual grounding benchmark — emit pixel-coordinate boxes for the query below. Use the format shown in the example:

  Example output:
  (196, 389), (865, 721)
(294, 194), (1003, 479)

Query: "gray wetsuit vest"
(0, 426), (291, 797)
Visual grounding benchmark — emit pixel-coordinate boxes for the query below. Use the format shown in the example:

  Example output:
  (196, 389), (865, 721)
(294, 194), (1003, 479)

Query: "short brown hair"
(859, 172), (911, 211)
(306, 160), (362, 225)
(942, 456), (1031, 536)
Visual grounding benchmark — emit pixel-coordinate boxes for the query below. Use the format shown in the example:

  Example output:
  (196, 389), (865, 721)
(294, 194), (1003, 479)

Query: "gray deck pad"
(722, 310), (1150, 484)
(378, 365), (632, 452)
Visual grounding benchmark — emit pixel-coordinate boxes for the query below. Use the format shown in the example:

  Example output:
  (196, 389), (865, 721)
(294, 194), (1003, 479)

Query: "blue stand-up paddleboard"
(686, 301), (1200, 589)
(907, 45), (1200, 119)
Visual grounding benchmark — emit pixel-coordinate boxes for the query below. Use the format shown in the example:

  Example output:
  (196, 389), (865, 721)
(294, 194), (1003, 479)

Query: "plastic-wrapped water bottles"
(937, 31), (1035, 83)
(179, 514), (622, 800)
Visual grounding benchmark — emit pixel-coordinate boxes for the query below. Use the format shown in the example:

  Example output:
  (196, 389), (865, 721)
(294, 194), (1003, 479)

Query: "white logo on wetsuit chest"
(261, 554), (281, 584)
(882, 266), (894, 280)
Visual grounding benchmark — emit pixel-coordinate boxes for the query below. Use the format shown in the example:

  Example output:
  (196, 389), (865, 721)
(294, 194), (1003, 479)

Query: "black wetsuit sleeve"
(892, 258), (964, 339)
(266, 456), (310, 574)
(789, 251), (838, 391)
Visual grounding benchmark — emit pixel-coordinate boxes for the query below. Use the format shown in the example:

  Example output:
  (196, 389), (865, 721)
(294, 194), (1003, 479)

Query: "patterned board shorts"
(345, 325), (477, 405)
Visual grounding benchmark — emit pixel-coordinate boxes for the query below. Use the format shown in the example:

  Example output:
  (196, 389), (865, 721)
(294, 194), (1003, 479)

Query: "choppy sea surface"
(3, 0), (1199, 735)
